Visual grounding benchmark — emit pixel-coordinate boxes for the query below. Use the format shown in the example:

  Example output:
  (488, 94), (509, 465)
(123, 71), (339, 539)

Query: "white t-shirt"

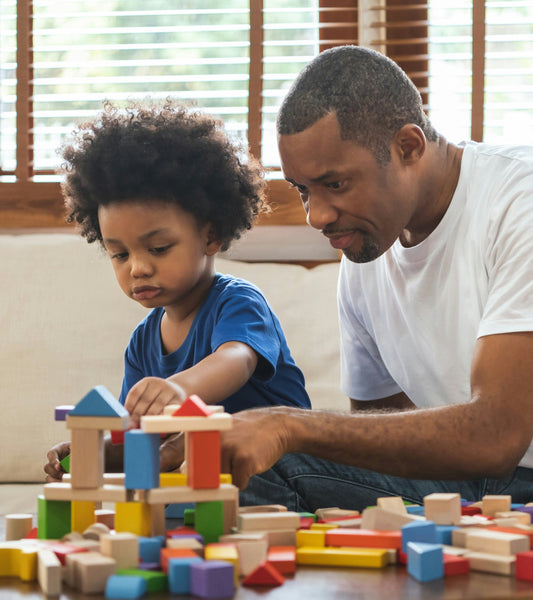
(338, 141), (533, 468)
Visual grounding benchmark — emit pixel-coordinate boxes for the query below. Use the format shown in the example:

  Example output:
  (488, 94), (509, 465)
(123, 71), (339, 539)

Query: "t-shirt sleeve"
(118, 328), (146, 406)
(338, 259), (402, 401)
(210, 282), (281, 381)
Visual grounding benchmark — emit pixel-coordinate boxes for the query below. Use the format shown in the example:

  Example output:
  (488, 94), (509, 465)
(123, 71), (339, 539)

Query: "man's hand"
(220, 408), (293, 490)
(44, 440), (71, 483)
(125, 377), (188, 427)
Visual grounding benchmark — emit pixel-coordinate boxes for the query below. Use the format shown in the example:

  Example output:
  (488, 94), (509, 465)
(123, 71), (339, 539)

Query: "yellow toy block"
(310, 522), (338, 531)
(296, 546), (389, 568)
(220, 473), (232, 484)
(115, 502), (152, 537)
(71, 500), (96, 533)
(160, 472), (187, 487)
(0, 544), (38, 581)
(205, 543), (239, 585)
(296, 529), (326, 548)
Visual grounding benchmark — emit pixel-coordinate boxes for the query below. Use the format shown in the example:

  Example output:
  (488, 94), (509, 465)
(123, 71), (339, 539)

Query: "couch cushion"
(0, 234), (344, 483)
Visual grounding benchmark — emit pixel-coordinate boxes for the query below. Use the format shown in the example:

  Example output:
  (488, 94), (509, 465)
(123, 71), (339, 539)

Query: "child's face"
(98, 199), (220, 313)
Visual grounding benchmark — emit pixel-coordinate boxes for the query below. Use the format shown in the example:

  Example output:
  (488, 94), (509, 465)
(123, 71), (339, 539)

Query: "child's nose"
(130, 255), (153, 277)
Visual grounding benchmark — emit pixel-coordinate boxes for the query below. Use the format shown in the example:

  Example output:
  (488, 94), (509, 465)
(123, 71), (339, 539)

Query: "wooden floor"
(4, 518), (533, 599)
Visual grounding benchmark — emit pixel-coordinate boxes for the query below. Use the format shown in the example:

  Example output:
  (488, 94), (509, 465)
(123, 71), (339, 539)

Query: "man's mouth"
(324, 231), (355, 250)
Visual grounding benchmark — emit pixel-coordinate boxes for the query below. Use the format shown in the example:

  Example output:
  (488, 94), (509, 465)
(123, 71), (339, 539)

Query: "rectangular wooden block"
(424, 493), (462, 525)
(326, 528), (402, 550)
(237, 511), (301, 532)
(37, 549), (62, 596)
(464, 529), (529, 556)
(465, 551), (515, 576)
(187, 430), (220, 489)
(43, 482), (133, 503)
(66, 414), (130, 430)
(145, 483), (238, 504)
(141, 412), (232, 433)
(70, 428), (104, 489)
(296, 546), (389, 568)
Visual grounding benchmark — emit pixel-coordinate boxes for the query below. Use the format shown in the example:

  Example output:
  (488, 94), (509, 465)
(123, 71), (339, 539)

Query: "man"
(162, 46), (533, 512)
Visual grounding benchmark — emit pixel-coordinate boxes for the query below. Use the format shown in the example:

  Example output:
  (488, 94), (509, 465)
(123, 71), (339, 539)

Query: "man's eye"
(328, 181), (343, 190)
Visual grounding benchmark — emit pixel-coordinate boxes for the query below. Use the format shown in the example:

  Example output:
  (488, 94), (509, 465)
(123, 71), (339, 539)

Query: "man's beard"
(343, 231), (380, 263)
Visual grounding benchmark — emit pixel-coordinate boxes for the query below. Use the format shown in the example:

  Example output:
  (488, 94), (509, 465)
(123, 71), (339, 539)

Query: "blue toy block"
(124, 430), (160, 490)
(138, 536), (165, 564)
(167, 557), (203, 595)
(165, 502), (195, 518)
(190, 560), (234, 599)
(436, 525), (458, 546)
(407, 542), (444, 582)
(401, 520), (437, 553)
(70, 385), (129, 418)
(105, 574), (147, 599)
(405, 505), (426, 516)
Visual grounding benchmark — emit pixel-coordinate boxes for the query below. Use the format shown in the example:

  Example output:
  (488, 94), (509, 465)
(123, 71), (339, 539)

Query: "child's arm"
(125, 340), (258, 426)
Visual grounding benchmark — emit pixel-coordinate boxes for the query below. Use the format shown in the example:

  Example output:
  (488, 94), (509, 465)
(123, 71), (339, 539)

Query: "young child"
(44, 99), (311, 481)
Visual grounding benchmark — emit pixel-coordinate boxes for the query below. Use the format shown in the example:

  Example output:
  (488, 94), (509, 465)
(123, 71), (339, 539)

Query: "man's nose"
(305, 193), (338, 231)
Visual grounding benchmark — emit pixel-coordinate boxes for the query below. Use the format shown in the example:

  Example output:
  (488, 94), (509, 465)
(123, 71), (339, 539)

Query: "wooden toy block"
(187, 430), (221, 489)
(71, 500), (95, 533)
(141, 412), (232, 434)
(105, 574), (147, 599)
(167, 537), (204, 553)
(64, 472), (126, 485)
(463, 528), (529, 556)
(195, 501), (225, 544)
(100, 532), (139, 570)
(218, 533), (269, 576)
(167, 556), (204, 594)
(115, 568), (168, 593)
(83, 522), (111, 540)
(138, 536), (164, 564)
(464, 551), (515, 575)
(60, 454), (71, 473)
(237, 511), (301, 532)
(37, 495), (71, 540)
(267, 545), (296, 574)
(144, 482), (238, 504)
(70, 385), (129, 418)
(65, 551), (117, 593)
(407, 542), (444, 582)
(161, 547), (199, 573)
(5, 513), (33, 540)
(256, 529), (297, 547)
(115, 502), (152, 537)
(150, 503), (166, 537)
(55, 404), (75, 421)
(315, 507), (360, 520)
(326, 528), (402, 550)
(401, 520), (437, 553)
(173, 394), (212, 416)
(491, 525), (533, 547)
(482, 494), (512, 516)
(160, 472), (187, 487)
(95, 508), (116, 529)
(376, 496), (409, 515)
(238, 504), (288, 514)
(516, 550), (533, 580)
(361, 506), (421, 530)
(45, 541), (89, 566)
(190, 559), (235, 599)
(124, 430), (160, 490)
(44, 482), (133, 503)
(495, 510), (531, 525)
(296, 529), (326, 548)
(296, 546), (389, 568)
(66, 414), (130, 431)
(436, 524), (458, 546)
(310, 522), (339, 531)
(37, 548), (62, 596)
(462, 504), (482, 516)
(242, 561), (285, 587)
(70, 428), (104, 489)
(443, 553), (470, 576)
(205, 543), (240, 584)
(423, 493), (462, 525)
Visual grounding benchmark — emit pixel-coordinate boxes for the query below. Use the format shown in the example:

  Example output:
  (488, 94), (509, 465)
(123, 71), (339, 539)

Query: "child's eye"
(111, 252), (128, 261)
(150, 245), (171, 255)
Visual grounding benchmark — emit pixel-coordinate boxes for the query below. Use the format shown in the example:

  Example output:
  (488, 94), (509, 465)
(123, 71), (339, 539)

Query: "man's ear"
(205, 224), (223, 256)
(393, 124), (426, 164)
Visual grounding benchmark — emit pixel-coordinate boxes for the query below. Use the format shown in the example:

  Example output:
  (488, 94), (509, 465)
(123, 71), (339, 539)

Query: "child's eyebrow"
(103, 229), (171, 245)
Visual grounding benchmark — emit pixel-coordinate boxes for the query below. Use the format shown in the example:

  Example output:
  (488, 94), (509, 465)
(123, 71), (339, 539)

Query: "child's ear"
(205, 225), (222, 256)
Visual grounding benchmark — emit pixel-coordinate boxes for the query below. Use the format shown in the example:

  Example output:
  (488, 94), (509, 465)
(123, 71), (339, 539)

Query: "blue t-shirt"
(119, 273), (311, 413)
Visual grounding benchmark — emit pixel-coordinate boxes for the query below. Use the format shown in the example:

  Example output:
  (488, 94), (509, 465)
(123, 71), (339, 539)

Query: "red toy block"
(267, 546), (296, 575)
(166, 526), (199, 538)
(299, 516), (315, 530)
(110, 430), (126, 445)
(46, 542), (89, 566)
(25, 527), (38, 539)
(461, 505), (482, 516)
(444, 553), (470, 576)
(516, 551), (533, 580)
(242, 561), (285, 587)
(187, 430), (220, 489)
(398, 550), (408, 565)
(173, 395), (211, 417)
(326, 528), (402, 550)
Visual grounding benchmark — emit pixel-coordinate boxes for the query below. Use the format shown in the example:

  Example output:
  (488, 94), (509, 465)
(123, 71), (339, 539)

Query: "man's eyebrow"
(285, 171), (340, 186)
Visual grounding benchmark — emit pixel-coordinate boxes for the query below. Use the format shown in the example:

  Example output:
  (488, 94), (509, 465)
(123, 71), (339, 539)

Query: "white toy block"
(38, 549), (62, 596)
(140, 412), (232, 433)
(464, 529), (529, 556)
(237, 511), (301, 532)
(376, 497), (409, 515)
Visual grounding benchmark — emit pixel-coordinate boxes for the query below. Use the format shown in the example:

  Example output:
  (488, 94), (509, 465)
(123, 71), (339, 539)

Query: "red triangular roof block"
(172, 395), (211, 417)
(242, 561), (285, 587)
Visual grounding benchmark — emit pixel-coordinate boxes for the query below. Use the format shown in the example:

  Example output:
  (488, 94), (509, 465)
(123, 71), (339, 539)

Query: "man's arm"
(220, 332), (533, 490)
(351, 392), (416, 412)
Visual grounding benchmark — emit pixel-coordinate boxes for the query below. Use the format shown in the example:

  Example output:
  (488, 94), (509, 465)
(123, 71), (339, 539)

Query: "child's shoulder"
(213, 272), (263, 298)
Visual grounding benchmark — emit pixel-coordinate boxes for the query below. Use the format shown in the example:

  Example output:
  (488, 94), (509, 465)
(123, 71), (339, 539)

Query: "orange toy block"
(325, 528), (402, 550)
(173, 395), (212, 416)
(160, 547), (199, 573)
(187, 430), (221, 489)
(267, 545), (296, 574)
(242, 561), (285, 587)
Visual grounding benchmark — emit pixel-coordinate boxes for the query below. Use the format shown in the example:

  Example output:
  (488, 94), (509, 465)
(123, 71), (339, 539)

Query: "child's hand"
(159, 432), (185, 472)
(125, 377), (188, 428)
(44, 441), (71, 483)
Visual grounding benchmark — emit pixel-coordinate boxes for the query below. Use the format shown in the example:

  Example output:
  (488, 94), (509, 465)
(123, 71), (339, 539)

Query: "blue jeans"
(239, 453), (533, 512)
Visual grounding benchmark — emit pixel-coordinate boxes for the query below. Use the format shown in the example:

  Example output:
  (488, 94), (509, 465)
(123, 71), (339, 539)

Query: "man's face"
(278, 112), (416, 263)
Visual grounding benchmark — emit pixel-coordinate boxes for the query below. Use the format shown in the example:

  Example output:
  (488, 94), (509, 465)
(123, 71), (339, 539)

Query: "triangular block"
(242, 561), (285, 587)
(172, 395), (211, 417)
(70, 386), (129, 418)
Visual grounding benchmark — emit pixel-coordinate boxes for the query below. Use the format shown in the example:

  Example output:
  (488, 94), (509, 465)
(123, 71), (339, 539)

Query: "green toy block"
(60, 454), (70, 474)
(183, 508), (195, 527)
(37, 495), (71, 539)
(117, 569), (168, 593)
(195, 501), (224, 544)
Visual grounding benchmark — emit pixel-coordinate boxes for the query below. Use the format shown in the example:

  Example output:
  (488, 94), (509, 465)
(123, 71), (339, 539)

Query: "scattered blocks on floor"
(407, 542), (444, 582)
(190, 560), (235, 599)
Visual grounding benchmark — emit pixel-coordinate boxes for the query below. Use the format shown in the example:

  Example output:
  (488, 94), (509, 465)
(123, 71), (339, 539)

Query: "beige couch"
(0, 232), (345, 514)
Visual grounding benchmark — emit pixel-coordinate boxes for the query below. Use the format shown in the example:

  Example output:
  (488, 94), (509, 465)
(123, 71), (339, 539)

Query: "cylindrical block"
(5, 513), (33, 540)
